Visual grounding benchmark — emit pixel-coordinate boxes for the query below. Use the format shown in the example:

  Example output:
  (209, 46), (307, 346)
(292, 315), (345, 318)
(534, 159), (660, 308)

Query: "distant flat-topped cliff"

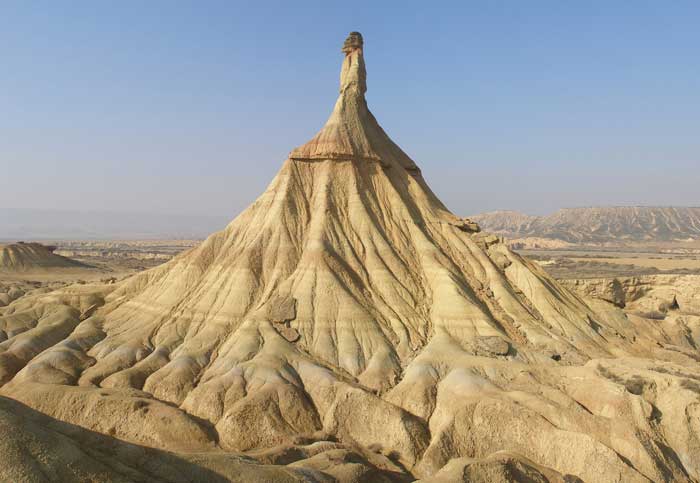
(471, 206), (700, 242)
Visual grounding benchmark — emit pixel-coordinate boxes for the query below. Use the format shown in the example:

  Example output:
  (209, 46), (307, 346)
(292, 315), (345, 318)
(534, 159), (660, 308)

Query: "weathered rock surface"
(416, 451), (575, 483)
(0, 242), (88, 273)
(0, 394), (393, 483)
(562, 274), (700, 317)
(1, 34), (699, 482)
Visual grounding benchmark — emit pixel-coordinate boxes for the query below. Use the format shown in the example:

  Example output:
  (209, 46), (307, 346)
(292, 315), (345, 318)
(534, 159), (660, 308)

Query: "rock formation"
(563, 274), (700, 326)
(0, 395), (396, 482)
(1, 33), (699, 482)
(0, 242), (87, 273)
(472, 207), (700, 243)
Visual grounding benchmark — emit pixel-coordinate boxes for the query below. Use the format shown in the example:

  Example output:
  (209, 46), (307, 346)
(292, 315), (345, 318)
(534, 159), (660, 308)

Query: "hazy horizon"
(5, 204), (700, 242)
(2, 1), (698, 219)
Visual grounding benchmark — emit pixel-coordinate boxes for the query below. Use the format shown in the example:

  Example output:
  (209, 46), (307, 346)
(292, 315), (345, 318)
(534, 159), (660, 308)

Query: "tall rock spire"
(339, 31), (366, 95)
(289, 32), (418, 171)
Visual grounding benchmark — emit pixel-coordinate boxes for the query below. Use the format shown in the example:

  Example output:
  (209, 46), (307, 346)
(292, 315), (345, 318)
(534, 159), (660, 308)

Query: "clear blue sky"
(1, 1), (698, 218)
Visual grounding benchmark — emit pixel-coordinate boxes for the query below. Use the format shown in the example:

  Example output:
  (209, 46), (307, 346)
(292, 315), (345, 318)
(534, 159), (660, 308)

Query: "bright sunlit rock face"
(1, 33), (699, 483)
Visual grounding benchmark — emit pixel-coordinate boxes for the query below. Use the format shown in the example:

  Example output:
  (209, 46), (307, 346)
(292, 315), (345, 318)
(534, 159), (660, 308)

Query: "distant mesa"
(471, 206), (700, 243)
(0, 242), (88, 272)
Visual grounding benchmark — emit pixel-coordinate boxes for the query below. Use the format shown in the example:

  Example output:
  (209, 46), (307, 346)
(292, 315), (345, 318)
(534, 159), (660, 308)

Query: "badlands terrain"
(0, 242), (88, 273)
(0, 240), (192, 313)
(471, 207), (700, 244)
(1, 33), (700, 483)
(472, 207), (700, 281)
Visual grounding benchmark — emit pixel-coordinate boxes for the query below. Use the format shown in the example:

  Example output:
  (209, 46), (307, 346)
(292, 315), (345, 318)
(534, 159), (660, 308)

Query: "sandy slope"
(1, 33), (699, 482)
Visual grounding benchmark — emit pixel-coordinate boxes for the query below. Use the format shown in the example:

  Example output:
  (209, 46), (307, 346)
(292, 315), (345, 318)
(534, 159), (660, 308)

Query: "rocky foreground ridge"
(1, 34), (699, 482)
(472, 207), (700, 243)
